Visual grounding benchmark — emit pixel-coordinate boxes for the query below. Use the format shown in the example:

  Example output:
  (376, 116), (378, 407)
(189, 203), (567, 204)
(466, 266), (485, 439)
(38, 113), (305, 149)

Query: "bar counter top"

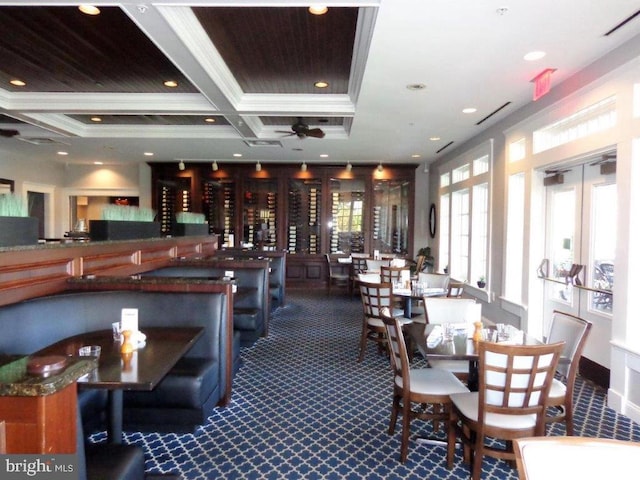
(0, 355), (97, 397)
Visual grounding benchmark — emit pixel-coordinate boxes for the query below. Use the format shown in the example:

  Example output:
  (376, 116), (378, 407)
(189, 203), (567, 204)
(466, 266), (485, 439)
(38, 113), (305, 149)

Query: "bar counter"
(0, 235), (217, 307)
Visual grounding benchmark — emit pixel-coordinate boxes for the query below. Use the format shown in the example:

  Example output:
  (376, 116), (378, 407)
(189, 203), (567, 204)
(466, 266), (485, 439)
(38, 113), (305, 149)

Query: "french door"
(543, 156), (616, 367)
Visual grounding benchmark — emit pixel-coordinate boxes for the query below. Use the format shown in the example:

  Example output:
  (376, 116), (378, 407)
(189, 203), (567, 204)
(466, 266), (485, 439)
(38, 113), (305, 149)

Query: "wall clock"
(429, 203), (436, 238)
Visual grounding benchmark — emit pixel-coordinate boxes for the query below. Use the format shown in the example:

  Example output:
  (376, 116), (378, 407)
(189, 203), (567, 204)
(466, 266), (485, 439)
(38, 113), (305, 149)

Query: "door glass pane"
(203, 179), (235, 245)
(329, 179), (365, 254)
(590, 182), (615, 312)
(549, 188), (576, 303)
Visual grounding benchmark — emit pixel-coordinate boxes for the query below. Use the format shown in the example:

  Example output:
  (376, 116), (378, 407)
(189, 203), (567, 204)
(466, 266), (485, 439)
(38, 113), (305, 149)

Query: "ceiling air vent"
(244, 140), (282, 148)
(17, 137), (67, 146)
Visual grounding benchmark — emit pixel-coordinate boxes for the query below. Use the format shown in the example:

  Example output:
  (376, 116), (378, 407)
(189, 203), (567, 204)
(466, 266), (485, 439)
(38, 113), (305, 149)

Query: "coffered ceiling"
(0, 0), (639, 168)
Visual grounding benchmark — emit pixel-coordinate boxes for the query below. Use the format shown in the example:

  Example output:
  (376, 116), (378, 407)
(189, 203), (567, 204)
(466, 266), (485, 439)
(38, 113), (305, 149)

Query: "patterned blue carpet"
(113, 290), (640, 479)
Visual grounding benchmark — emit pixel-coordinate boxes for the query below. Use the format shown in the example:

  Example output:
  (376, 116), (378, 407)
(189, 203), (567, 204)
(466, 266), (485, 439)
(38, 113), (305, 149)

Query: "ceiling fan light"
(178, 160), (185, 171)
(212, 161), (218, 171)
(308, 5), (328, 15)
(255, 161), (262, 172)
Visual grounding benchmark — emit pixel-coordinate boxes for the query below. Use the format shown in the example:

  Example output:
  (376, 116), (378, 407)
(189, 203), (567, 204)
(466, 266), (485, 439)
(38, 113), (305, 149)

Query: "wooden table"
(36, 326), (204, 443)
(392, 286), (448, 318)
(406, 322), (541, 391)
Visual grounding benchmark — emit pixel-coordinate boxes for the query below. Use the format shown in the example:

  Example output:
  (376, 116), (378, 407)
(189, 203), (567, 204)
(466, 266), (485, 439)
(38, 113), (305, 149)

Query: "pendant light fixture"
(212, 160), (218, 171)
(255, 161), (262, 172)
(346, 162), (352, 172)
(301, 162), (308, 172)
(178, 160), (185, 171)
(377, 162), (383, 172)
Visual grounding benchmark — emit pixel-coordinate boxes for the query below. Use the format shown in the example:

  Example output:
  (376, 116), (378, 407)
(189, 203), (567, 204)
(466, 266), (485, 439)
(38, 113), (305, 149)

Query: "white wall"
(426, 32), (640, 422)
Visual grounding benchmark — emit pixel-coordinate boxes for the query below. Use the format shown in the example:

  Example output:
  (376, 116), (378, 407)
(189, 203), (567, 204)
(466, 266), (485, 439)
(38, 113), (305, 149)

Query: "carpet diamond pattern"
(111, 291), (640, 479)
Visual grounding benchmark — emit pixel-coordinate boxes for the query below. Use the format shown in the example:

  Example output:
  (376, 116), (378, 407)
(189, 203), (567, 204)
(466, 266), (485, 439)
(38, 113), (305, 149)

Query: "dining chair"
(380, 307), (469, 463)
(380, 265), (410, 286)
(350, 254), (370, 295)
(422, 297), (481, 382)
(447, 281), (465, 297)
(544, 310), (592, 435)
(365, 258), (390, 273)
(358, 281), (406, 362)
(325, 253), (350, 294)
(447, 341), (565, 480)
(418, 272), (451, 290)
(514, 436), (640, 480)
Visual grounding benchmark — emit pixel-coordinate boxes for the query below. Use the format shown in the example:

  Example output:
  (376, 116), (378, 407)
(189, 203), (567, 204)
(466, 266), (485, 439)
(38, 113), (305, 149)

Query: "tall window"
(504, 173), (525, 301)
(438, 140), (492, 285)
(439, 193), (450, 270)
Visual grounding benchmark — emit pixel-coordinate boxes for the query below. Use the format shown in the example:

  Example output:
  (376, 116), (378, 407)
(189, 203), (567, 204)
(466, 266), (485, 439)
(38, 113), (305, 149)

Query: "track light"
(178, 160), (185, 171)
(212, 161), (218, 171)
(301, 162), (307, 172)
(255, 161), (262, 172)
(377, 162), (383, 172)
(346, 162), (352, 172)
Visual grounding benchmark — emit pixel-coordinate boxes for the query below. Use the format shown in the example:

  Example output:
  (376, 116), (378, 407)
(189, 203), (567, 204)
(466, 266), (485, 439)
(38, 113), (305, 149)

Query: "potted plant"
(173, 212), (209, 236)
(477, 276), (486, 288)
(0, 193), (38, 247)
(90, 205), (160, 241)
(415, 246), (435, 273)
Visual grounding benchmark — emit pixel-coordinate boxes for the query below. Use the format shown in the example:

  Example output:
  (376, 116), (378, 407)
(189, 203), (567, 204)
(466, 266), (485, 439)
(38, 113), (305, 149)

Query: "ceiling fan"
(277, 118), (325, 139)
(0, 129), (19, 138)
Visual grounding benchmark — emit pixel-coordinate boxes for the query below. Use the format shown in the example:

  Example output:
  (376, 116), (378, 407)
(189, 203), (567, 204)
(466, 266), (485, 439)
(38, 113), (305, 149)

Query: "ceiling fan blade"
(305, 128), (325, 138)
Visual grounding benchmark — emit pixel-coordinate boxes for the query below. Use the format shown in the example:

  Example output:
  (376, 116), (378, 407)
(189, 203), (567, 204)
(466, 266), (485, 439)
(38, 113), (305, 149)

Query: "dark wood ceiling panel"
(193, 7), (357, 94)
(67, 114), (230, 126)
(0, 6), (197, 93)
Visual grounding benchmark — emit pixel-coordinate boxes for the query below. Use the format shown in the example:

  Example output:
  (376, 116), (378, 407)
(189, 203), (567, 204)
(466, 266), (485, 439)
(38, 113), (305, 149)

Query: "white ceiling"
(1, 0), (640, 169)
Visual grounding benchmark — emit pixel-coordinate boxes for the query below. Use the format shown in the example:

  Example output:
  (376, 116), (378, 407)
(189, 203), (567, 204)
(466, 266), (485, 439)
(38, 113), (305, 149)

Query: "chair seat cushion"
(124, 357), (217, 409)
(398, 367), (469, 396)
(428, 359), (469, 373)
(450, 392), (537, 429)
(548, 377), (567, 401)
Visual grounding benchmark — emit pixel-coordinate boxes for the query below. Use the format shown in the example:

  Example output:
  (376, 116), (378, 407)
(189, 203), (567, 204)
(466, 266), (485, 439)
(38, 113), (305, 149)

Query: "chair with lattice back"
(447, 341), (564, 480)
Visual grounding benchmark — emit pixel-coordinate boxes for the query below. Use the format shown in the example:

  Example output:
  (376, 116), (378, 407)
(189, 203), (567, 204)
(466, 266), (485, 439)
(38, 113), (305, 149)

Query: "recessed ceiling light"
(524, 51), (546, 61)
(233, 153), (242, 158)
(320, 154), (329, 158)
(90, 116), (102, 122)
(429, 136), (441, 141)
(411, 154), (421, 158)
(57, 151), (68, 156)
(204, 117), (216, 123)
(308, 6), (328, 15)
(163, 80), (178, 88)
(79, 5), (100, 15)
(144, 152), (154, 156)
(406, 83), (426, 90)
(9, 79), (25, 87)
(462, 107), (477, 114)
(314, 81), (329, 88)
(93, 161), (103, 165)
